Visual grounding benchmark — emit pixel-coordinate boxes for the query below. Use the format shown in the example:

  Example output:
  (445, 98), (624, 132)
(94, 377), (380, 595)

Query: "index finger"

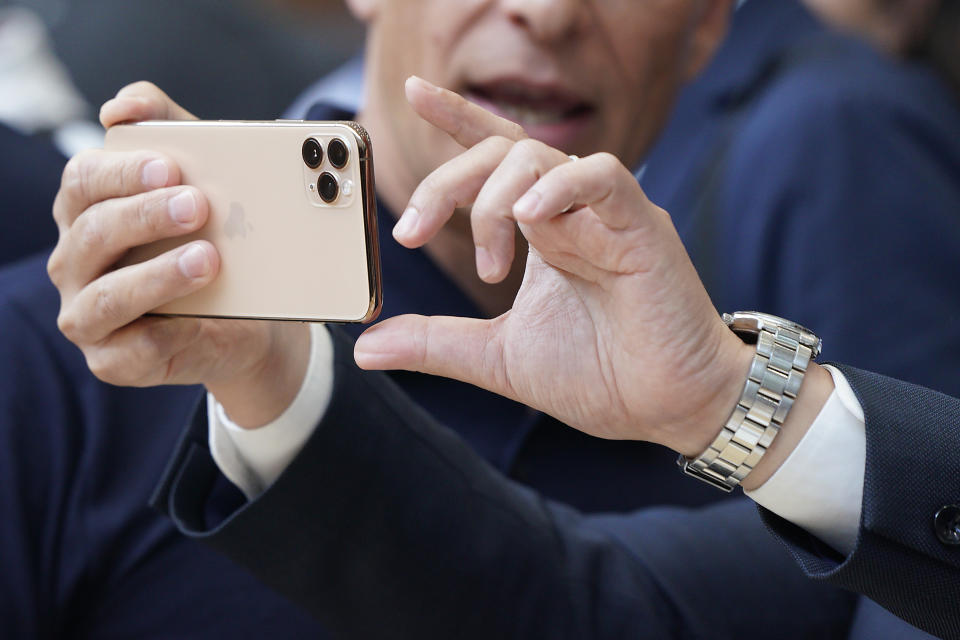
(405, 76), (527, 148)
(53, 149), (181, 230)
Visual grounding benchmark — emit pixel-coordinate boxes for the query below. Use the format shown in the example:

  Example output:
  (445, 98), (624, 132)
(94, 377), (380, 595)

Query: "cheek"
(595, 21), (693, 153)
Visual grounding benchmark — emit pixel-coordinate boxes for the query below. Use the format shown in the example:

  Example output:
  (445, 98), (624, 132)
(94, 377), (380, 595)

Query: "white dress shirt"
(209, 326), (866, 556)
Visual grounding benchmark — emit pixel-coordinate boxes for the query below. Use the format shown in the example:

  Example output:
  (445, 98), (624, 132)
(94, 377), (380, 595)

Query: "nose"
(500, 0), (587, 42)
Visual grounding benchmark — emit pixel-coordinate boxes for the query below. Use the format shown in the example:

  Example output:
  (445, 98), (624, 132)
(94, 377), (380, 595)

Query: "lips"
(463, 79), (595, 150)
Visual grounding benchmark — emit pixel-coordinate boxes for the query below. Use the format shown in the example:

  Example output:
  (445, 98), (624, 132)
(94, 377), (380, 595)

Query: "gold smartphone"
(105, 120), (381, 323)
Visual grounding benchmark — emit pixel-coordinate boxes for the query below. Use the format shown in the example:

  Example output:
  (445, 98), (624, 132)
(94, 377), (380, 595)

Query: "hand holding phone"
(49, 82), (358, 427)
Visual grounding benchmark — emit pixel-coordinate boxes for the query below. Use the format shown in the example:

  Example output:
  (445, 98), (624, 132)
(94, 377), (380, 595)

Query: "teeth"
(497, 102), (568, 126)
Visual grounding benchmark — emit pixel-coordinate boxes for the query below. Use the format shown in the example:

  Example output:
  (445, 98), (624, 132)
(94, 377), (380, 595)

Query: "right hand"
(355, 79), (752, 456)
(48, 82), (309, 427)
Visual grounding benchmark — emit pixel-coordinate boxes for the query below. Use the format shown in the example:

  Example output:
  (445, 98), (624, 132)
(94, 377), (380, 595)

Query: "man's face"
(356, 0), (725, 183)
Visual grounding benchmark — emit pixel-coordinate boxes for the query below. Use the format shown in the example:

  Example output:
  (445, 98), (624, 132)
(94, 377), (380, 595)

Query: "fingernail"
(476, 246), (496, 281)
(178, 244), (210, 279)
(393, 207), (419, 240)
(513, 190), (541, 219)
(355, 325), (388, 354)
(354, 326), (399, 369)
(142, 160), (169, 188)
(168, 191), (196, 224)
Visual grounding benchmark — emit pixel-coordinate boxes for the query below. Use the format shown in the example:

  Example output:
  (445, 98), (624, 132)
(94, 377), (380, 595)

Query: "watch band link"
(678, 323), (815, 493)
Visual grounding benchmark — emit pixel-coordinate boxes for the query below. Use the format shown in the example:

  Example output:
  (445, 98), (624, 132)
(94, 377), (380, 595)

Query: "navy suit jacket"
(153, 328), (960, 639)
(0, 254), (328, 638)
(760, 364), (960, 639)
(153, 5), (960, 637)
(154, 328), (857, 640)
(0, 124), (63, 263)
(642, 1), (960, 399)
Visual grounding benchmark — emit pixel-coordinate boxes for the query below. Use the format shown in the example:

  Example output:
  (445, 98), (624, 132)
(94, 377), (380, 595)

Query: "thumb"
(354, 314), (510, 396)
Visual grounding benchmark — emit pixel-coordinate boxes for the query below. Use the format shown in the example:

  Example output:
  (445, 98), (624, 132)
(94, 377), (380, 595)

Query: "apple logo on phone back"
(224, 202), (254, 239)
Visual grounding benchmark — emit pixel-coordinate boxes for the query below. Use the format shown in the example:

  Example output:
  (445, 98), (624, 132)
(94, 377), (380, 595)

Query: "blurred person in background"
(0, 7), (79, 262)
(3, 0), (364, 120)
(0, 0), (362, 265)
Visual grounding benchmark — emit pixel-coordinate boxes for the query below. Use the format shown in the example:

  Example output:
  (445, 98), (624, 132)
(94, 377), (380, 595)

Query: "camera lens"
(327, 138), (349, 169)
(302, 138), (323, 168)
(317, 172), (339, 203)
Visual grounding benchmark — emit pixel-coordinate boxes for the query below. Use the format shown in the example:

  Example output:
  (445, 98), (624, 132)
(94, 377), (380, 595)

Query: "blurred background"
(1, 0), (364, 124)
(0, 0), (364, 261)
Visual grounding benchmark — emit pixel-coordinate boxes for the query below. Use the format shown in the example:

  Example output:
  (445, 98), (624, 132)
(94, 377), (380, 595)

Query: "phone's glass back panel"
(106, 121), (381, 323)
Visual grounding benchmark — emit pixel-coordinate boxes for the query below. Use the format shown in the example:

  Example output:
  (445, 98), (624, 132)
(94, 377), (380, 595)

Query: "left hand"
(354, 77), (753, 456)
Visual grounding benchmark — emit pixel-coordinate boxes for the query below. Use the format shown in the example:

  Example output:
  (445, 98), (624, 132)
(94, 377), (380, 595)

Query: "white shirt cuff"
(208, 323), (334, 500)
(745, 365), (866, 555)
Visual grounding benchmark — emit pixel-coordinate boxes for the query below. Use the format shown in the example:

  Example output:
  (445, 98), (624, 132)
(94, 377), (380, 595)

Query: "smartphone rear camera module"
(328, 138), (349, 169)
(302, 138), (323, 168)
(317, 172), (339, 203)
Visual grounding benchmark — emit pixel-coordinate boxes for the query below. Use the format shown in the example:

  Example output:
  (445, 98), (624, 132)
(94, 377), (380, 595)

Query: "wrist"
(671, 326), (756, 458)
(206, 322), (311, 429)
(676, 312), (830, 493)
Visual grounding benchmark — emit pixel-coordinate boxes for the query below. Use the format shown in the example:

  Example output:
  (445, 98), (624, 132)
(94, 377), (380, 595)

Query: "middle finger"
(470, 138), (571, 282)
(397, 135), (515, 248)
(55, 186), (209, 290)
(58, 241), (219, 346)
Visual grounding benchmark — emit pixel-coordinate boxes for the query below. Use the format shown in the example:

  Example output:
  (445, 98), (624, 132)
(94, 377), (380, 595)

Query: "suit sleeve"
(0, 271), (78, 638)
(760, 364), (960, 639)
(152, 328), (854, 640)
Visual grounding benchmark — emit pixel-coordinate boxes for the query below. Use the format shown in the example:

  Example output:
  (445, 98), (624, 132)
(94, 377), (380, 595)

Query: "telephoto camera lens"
(317, 172), (339, 203)
(302, 138), (323, 168)
(327, 138), (349, 169)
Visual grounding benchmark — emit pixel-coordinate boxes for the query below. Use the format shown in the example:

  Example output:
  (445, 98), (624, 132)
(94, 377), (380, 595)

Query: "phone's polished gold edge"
(143, 312), (368, 324)
(348, 122), (384, 324)
(128, 120), (360, 126)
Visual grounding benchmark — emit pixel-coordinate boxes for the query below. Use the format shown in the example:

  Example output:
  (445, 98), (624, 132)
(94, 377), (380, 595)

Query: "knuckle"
(77, 209), (108, 254)
(510, 139), (549, 170)
(484, 135), (513, 151)
(134, 190), (164, 236)
(417, 318), (433, 371)
(56, 308), (80, 342)
(46, 247), (65, 285)
(59, 152), (90, 203)
(92, 281), (123, 325)
(592, 152), (621, 173)
(84, 349), (120, 385)
(418, 172), (454, 209)
(513, 138), (541, 157)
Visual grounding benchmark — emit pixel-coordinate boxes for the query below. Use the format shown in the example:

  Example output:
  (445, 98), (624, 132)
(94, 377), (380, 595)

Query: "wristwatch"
(678, 311), (822, 492)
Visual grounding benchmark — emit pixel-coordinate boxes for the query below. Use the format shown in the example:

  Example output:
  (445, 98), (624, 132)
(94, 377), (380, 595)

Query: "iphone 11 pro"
(105, 120), (382, 323)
